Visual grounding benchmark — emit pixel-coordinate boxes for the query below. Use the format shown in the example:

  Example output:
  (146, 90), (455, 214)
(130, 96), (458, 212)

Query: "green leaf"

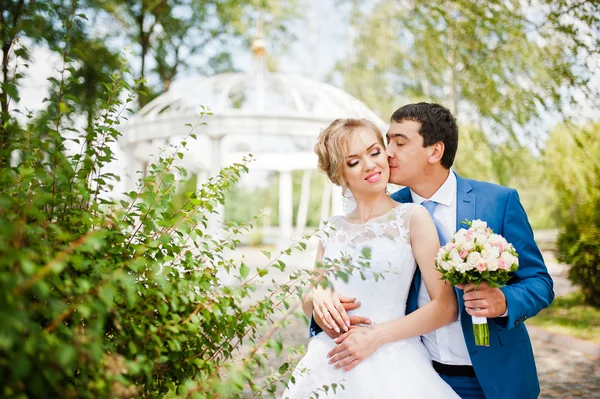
(240, 263), (249, 279)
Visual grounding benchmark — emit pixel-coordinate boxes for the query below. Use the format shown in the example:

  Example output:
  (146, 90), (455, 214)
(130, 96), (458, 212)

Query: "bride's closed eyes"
(347, 148), (383, 167)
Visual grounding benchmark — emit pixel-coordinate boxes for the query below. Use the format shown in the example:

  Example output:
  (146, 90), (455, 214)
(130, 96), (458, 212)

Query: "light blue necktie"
(421, 200), (450, 245)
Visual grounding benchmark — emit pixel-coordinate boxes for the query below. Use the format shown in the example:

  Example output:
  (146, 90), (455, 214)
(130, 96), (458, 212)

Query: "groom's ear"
(428, 142), (445, 165)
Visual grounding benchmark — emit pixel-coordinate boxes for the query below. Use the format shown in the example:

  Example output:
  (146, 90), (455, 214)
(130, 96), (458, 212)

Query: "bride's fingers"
(333, 330), (351, 345)
(323, 309), (340, 333)
(324, 303), (346, 333)
(327, 338), (349, 358)
(333, 353), (355, 370)
(315, 307), (334, 330)
(333, 301), (350, 330)
(342, 359), (361, 372)
(328, 349), (350, 366)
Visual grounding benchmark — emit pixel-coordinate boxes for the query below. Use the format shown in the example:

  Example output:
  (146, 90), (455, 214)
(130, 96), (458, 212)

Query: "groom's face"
(386, 120), (432, 187)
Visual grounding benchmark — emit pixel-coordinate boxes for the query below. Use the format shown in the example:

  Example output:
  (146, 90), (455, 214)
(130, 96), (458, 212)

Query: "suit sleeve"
(497, 189), (554, 330)
(309, 315), (323, 337)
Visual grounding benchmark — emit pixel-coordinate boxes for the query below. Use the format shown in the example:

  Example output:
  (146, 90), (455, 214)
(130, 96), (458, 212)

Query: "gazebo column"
(207, 135), (224, 235)
(331, 184), (344, 216)
(279, 170), (293, 247)
(320, 180), (332, 223)
(295, 170), (312, 237)
(125, 153), (144, 193)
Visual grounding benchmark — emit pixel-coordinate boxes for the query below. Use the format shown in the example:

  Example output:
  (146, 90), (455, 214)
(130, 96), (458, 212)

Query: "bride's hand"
(327, 325), (382, 371)
(311, 286), (350, 334)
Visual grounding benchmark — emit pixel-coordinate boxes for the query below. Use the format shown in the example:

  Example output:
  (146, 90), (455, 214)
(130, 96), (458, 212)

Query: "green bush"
(556, 207), (600, 308)
(546, 122), (600, 307)
(0, 53), (324, 399)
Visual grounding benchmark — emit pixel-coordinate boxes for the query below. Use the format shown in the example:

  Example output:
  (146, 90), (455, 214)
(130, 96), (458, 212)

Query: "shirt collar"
(410, 170), (456, 207)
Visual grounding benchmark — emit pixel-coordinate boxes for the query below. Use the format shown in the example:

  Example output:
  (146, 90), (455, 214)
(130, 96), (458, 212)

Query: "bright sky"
(12, 0), (600, 196)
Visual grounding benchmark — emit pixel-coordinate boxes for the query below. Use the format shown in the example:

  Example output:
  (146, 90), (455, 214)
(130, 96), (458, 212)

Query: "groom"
(310, 103), (554, 399)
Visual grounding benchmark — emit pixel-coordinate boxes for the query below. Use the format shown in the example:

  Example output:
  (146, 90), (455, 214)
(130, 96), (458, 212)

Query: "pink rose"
(491, 241), (504, 253)
(460, 249), (469, 259)
(498, 258), (508, 270)
(477, 263), (487, 272)
(465, 231), (474, 241)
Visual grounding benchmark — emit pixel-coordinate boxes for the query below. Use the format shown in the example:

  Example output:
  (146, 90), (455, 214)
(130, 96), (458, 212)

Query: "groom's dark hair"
(391, 102), (458, 169)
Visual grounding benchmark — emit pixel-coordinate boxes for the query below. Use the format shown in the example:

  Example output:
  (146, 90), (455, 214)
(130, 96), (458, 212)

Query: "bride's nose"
(364, 156), (376, 170)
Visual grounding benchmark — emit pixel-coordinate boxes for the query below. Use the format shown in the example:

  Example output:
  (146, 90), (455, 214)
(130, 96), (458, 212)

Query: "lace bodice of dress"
(320, 203), (420, 324)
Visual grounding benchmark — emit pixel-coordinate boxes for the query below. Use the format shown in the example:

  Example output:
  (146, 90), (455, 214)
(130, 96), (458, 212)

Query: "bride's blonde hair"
(314, 118), (385, 188)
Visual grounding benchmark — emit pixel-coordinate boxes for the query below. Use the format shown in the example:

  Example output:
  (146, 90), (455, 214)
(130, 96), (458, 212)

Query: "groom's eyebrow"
(386, 133), (409, 140)
(345, 142), (378, 159)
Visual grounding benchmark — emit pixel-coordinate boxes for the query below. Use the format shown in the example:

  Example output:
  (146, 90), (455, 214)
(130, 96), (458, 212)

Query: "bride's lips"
(365, 172), (382, 183)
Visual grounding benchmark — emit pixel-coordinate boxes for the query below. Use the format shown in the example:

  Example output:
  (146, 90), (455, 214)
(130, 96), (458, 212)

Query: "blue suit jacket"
(310, 173), (554, 399)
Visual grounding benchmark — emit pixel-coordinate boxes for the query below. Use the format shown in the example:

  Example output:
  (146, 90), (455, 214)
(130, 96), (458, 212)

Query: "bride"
(282, 118), (460, 398)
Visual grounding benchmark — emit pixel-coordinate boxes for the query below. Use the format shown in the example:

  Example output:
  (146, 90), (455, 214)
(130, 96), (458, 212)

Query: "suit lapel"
(455, 173), (477, 345)
(392, 186), (413, 204)
(455, 172), (476, 231)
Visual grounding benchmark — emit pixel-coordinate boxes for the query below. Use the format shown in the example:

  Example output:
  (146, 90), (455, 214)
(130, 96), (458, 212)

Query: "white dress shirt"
(410, 171), (472, 366)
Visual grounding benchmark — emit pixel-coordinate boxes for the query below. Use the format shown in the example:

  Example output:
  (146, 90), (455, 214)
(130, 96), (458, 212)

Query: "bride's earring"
(342, 187), (349, 214)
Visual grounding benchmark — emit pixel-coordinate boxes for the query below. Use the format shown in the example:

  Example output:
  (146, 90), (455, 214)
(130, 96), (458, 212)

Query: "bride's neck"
(347, 191), (395, 224)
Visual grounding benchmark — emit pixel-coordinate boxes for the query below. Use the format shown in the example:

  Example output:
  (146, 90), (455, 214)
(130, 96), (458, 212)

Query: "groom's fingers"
(463, 290), (486, 301)
(465, 299), (488, 310)
(466, 307), (490, 318)
(462, 282), (491, 293)
(343, 301), (361, 312)
(348, 315), (371, 325)
(338, 295), (356, 303)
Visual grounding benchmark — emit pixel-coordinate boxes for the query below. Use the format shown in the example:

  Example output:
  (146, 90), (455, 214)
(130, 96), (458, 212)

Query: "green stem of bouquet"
(473, 322), (490, 346)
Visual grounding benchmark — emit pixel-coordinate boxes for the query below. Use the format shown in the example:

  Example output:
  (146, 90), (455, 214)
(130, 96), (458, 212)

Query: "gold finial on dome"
(251, 10), (266, 56)
(251, 38), (266, 56)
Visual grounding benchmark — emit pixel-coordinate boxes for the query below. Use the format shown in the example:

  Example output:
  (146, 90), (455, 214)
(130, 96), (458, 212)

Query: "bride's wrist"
(372, 324), (388, 347)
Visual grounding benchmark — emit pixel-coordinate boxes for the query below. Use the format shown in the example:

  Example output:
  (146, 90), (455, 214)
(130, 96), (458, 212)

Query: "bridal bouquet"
(434, 219), (519, 346)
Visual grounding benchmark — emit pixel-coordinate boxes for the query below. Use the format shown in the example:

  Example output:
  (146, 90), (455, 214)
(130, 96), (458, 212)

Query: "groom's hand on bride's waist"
(314, 297), (371, 339)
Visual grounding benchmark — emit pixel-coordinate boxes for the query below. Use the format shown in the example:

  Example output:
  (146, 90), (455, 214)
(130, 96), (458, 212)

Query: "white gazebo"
(118, 43), (385, 245)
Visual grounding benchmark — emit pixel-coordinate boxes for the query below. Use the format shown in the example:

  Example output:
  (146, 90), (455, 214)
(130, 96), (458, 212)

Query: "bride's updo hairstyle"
(314, 118), (385, 187)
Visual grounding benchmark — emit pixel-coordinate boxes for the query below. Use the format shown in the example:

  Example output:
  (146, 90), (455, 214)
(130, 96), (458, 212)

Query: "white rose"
(466, 252), (483, 270)
(487, 258), (499, 271)
(441, 261), (453, 271)
(472, 220), (488, 231)
(474, 233), (488, 246)
(455, 262), (468, 273)
(462, 240), (475, 251)
(484, 246), (500, 263)
(450, 249), (462, 264)
(454, 229), (467, 246)
(500, 252), (516, 268)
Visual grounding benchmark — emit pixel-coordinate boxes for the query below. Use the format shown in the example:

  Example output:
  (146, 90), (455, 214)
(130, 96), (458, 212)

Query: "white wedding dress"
(282, 204), (459, 399)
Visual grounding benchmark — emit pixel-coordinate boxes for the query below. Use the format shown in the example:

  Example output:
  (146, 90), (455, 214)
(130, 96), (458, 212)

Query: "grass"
(527, 291), (600, 345)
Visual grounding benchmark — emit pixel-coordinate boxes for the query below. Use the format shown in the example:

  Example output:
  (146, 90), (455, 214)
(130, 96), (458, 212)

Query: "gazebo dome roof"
(118, 72), (385, 147)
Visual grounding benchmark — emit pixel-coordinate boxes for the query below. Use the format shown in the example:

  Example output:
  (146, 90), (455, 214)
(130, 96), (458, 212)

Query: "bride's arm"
(301, 242), (325, 318)
(377, 205), (458, 341)
(328, 206), (457, 371)
(301, 242), (351, 333)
